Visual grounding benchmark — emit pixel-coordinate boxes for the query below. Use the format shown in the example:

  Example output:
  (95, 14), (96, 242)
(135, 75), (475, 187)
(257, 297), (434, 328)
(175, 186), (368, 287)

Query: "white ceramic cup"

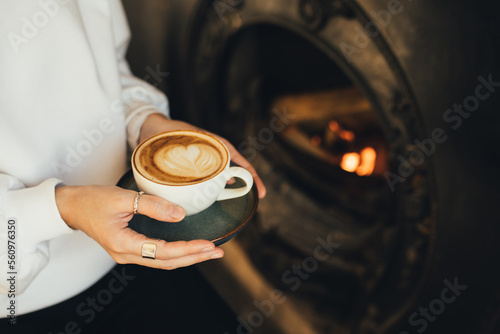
(131, 130), (254, 216)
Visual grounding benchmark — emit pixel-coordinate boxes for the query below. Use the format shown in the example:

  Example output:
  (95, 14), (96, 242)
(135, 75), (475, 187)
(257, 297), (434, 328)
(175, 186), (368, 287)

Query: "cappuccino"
(133, 131), (228, 186)
(132, 130), (253, 215)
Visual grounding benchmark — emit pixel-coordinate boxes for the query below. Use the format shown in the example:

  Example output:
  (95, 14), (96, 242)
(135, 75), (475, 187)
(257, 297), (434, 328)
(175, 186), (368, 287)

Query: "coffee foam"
(134, 132), (228, 185)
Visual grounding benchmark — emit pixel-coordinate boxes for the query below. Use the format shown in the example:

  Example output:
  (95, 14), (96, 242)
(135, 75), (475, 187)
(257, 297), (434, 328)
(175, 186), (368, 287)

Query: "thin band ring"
(133, 191), (144, 215)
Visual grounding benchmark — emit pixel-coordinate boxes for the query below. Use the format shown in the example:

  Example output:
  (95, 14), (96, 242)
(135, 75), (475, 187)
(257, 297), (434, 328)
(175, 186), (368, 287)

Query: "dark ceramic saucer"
(116, 170), (258, 246)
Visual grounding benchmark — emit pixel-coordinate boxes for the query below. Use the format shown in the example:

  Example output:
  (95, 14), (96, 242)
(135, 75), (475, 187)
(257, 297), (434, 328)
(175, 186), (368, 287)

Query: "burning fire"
(340, 147), (377, 176)
(304, 120), (380, 176)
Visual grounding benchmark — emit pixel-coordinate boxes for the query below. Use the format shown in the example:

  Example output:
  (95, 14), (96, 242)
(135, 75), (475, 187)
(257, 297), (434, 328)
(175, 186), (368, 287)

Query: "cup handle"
(217, 167), (254, 201)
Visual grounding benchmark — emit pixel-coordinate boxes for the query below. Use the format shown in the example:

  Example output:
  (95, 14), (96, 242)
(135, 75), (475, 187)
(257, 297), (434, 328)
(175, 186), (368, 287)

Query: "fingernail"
(210, 252), (223, 259)
(201, 246), (215, 253)
(170, 205), (185, 220)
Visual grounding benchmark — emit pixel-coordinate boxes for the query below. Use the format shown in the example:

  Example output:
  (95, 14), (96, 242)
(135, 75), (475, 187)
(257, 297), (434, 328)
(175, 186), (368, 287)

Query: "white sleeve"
(0, 175), (74, 295)
(110, 0), (170, 150)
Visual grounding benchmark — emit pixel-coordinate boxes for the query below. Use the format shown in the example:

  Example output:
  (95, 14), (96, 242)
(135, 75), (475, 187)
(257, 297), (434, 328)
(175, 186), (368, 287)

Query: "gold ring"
(133, 191), (145, 215)
(142, 242), (157, 259)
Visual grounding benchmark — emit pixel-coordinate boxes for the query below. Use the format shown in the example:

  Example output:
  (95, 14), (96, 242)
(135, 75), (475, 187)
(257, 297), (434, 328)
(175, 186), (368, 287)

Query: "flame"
(339, 130), (355, 142)
(340, 153), (360, 172)
(356, 147), (377, 176)
(340, 147), (377, 176)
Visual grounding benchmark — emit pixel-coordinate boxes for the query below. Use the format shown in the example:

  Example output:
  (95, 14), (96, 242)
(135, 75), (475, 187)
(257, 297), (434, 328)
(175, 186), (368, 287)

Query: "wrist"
(55, 185), (80, 230)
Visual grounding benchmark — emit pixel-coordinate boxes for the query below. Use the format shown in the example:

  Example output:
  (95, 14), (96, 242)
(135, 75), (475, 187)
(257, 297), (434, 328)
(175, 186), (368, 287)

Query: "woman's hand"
(55, 185), (223, 270)
(139, 113), (267, 199)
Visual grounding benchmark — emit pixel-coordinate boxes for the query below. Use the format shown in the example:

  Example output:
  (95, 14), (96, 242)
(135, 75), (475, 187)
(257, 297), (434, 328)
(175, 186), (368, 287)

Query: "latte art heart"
(154, 144), (221, 179)
(134, 131), (229, 185)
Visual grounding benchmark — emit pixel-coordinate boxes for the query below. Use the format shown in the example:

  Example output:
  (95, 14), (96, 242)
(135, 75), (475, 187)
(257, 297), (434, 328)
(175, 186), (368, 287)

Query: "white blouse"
(0, 0), (168, 316)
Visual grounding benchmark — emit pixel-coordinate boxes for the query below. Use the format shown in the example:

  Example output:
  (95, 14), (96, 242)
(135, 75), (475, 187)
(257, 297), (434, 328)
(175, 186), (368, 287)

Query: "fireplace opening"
(222, 24), (394, 230)
(218, 24), (397, 329)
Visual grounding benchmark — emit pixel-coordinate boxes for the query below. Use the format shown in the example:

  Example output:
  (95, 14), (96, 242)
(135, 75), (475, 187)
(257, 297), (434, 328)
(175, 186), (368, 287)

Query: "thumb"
(136, 193), (186, 222)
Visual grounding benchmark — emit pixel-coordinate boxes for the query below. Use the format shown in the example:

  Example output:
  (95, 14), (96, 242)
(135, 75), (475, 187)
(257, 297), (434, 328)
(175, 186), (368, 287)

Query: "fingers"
(151, 239), (216, 260)
(134, 243), (224, 270)
(64, 185), (224, 272)
(144, 248), (224, 270)
(135, 193), (186, 222)
(111, 229), (223, 270)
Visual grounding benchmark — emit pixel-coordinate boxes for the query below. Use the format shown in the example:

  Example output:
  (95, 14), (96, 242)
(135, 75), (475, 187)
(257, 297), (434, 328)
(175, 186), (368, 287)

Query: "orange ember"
(340, 153), (360, 172)
(340, 147), (377, 176)
(356, 147), (376, 176)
